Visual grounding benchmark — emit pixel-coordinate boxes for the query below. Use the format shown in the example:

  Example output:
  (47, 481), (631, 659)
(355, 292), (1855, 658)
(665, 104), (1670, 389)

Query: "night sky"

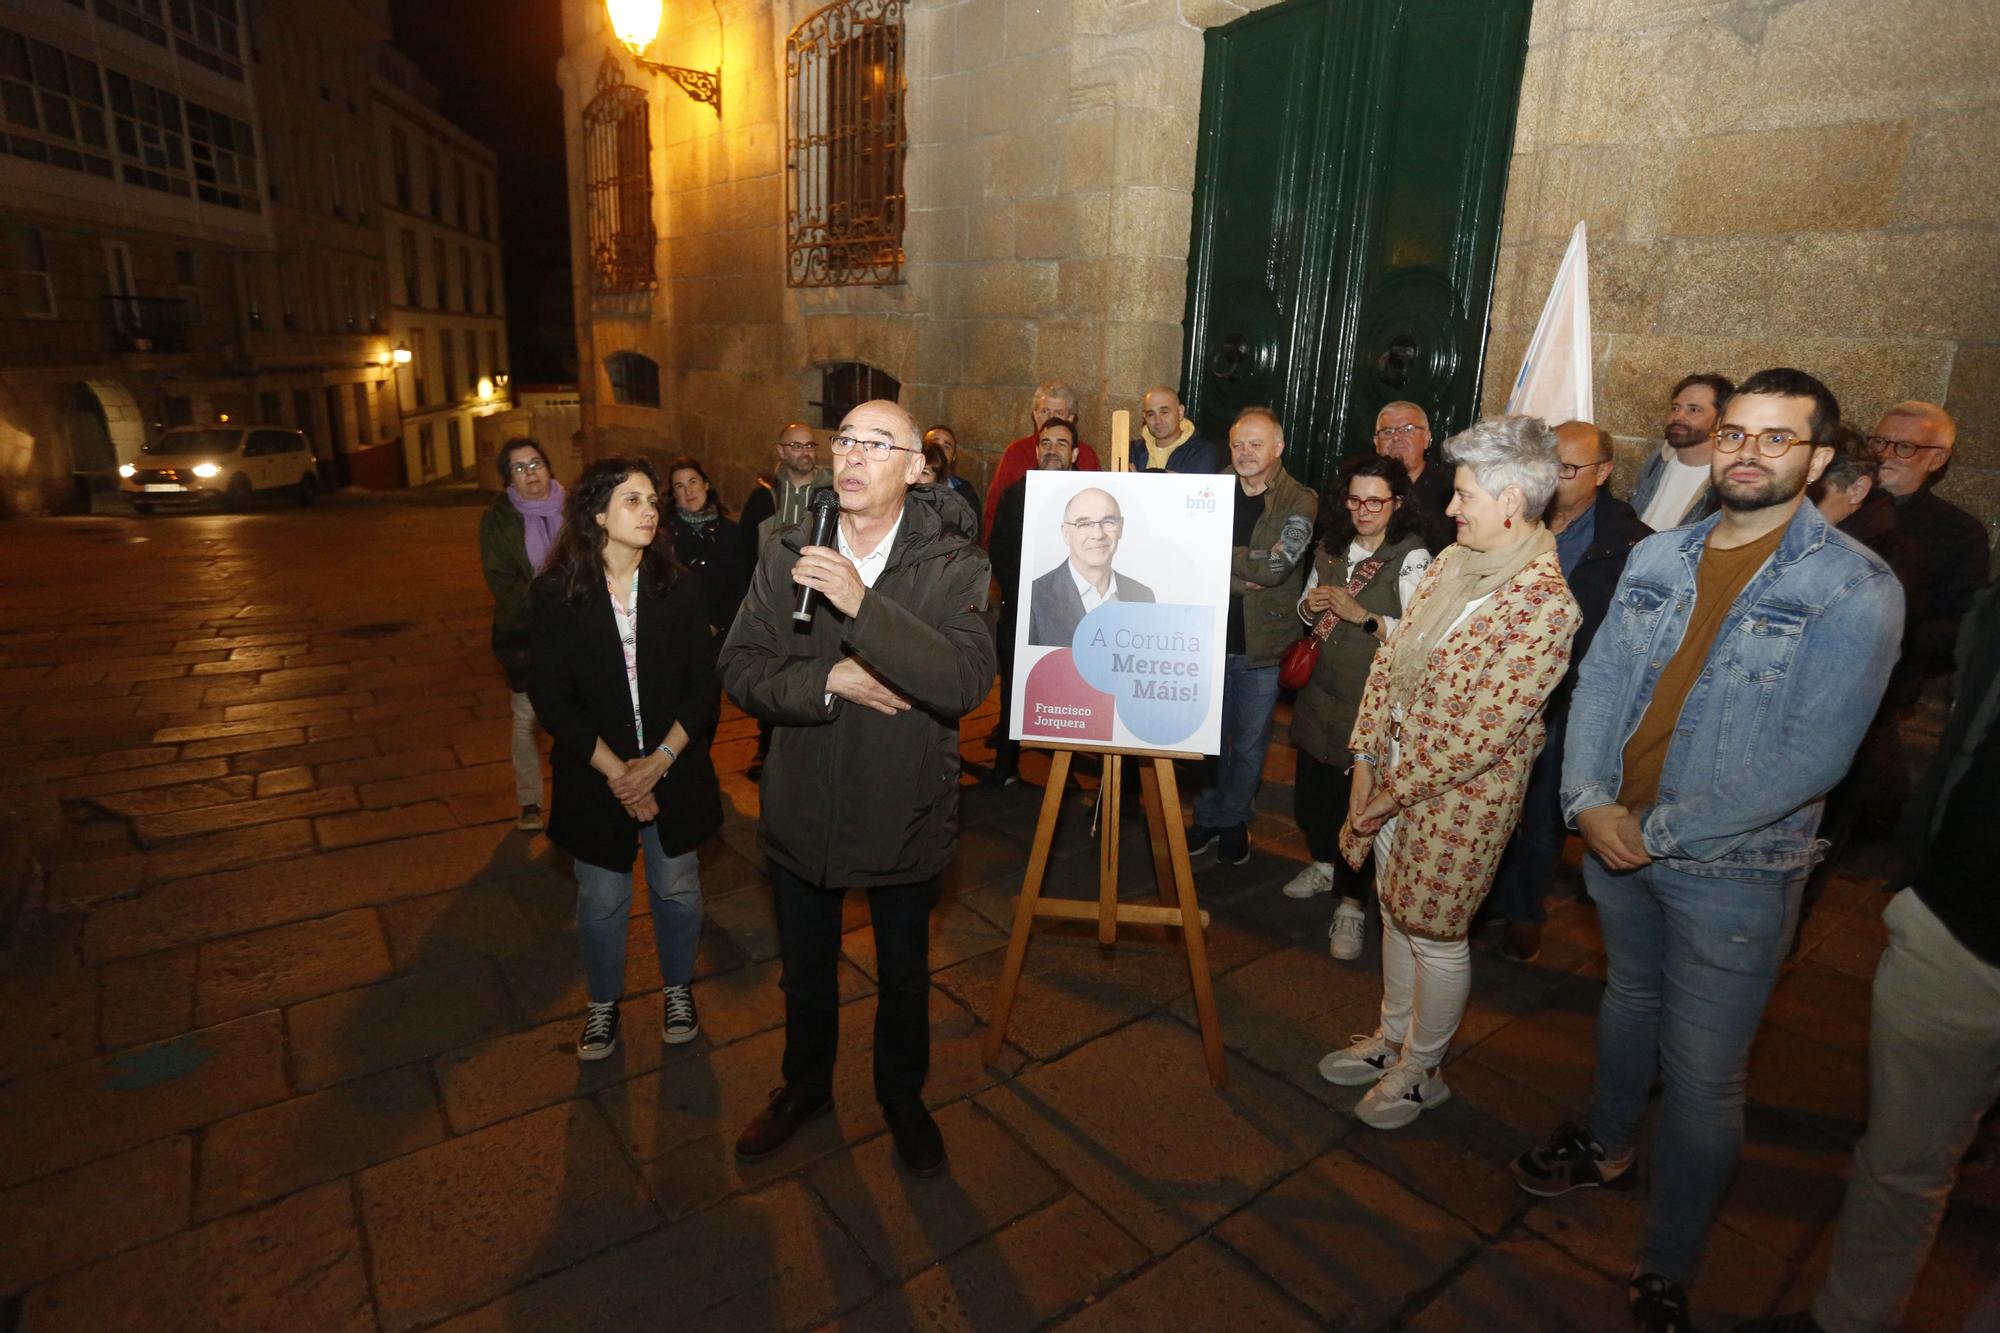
(389, 0), (575, 384)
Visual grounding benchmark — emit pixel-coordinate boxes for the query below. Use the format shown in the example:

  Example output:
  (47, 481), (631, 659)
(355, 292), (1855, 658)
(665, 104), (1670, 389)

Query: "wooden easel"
(979, 410), (1228, 1089)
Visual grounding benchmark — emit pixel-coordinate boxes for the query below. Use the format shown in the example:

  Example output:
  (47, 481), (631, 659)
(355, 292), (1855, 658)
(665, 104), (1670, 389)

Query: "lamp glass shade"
(605, 0), (663, 53)
(391, 343), (413, 365)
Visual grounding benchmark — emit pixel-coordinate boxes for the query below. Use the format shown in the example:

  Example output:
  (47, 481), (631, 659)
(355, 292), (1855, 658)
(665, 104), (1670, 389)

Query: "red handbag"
(1278, 557), (1386, 690)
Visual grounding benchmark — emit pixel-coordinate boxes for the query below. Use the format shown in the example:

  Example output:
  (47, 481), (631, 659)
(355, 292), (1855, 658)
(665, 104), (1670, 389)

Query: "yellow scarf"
(1143, 418), (1196, 471)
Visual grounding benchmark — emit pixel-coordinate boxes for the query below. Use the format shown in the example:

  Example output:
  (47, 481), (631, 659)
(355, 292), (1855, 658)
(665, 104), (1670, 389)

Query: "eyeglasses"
(1343, 495), (1393, 513)
(1864, 436), (1946, 460)
(1374, 423), (1426, 441)
(507, 459), (545, 475)
(1712, 428), (1815, 458)
(1064, 516), (1125, 535)
(778, 438), (817, 451)
(1555, 460), (1606, 479)
(829, 434), (917, 460)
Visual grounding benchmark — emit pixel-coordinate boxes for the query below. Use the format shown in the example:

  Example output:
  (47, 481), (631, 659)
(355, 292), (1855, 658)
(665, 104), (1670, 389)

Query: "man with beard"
(1513, 369), (1905, 1333)
(1630, 373), (1734, 531)
(1372, 400), (1456, 552)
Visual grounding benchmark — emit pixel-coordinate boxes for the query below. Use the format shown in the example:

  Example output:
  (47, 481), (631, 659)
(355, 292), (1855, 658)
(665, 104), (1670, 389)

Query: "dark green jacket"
(479, 493), (535, 639)
(1233, 466), (1319, 666)
(717, 489), (995, 887)
(1289, 532), (1428, 763)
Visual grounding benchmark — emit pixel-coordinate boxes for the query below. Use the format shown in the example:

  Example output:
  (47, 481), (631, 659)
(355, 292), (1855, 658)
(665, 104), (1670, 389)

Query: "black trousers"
(1293, 748), (1371, 898)
(768, 860), (937, 1106)
(993, 603), (1019, 764)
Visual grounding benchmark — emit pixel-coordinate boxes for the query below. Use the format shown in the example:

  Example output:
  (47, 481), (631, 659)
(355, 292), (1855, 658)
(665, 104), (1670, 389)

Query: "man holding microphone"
(719, 399), (995, 1176)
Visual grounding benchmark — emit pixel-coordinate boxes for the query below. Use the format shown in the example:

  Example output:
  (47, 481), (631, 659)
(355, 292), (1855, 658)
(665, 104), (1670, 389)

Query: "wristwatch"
(1361, 616), (1381, 636)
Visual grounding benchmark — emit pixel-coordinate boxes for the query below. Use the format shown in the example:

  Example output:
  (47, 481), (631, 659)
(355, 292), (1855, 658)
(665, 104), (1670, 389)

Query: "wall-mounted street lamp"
(605, 0), (721, 116)
(391, 342), (413, 366)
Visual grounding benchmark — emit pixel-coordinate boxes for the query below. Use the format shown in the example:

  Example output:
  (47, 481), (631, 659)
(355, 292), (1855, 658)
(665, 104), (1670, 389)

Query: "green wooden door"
(1181, 0), (1531, 484)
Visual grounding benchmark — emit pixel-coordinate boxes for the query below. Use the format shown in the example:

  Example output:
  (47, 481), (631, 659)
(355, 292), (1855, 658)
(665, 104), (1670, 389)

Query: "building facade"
(372, 46), (510, 488)
(552, 0), (1998, 540)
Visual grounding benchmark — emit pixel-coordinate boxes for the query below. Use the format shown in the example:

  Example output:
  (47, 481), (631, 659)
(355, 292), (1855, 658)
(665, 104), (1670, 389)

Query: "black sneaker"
(1732, 1313), (1825, 1333)
(662, 984), (699, 1044)
(1511, 1122), (1636, 1196)
(1185, 823), (1223, 856)
(1219, 825), (1251, 865)
(577, 1000), (619, 1061)
(1629, 1273), (1691, 1333)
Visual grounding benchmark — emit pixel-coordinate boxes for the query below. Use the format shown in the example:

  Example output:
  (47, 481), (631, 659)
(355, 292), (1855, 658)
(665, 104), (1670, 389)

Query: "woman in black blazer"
(529, 456), (724, 1062)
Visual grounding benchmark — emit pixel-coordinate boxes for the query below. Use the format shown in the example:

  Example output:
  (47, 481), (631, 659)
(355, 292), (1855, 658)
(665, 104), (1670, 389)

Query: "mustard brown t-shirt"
(1618, 523), (1788, 810)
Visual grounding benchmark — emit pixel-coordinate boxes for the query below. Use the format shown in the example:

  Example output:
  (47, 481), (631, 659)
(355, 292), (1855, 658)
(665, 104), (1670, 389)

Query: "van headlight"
(118, 463), (136, 478)
(192, 462), (221, 478)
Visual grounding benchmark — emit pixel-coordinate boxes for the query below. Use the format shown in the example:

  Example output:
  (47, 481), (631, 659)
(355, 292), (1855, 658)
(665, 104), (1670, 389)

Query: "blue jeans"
(573, 823), (703, 1003)
(1583, 853), (1805, 1284)
(1193, 655), (1281, 829)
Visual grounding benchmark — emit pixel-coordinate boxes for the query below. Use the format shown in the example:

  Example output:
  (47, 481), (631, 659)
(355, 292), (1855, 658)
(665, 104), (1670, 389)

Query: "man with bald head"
(1028, 485), (1157, 647)
(1488, 420), (1650, 960)
(740, 420), (833, 566)
(1131, 385), (1223, 473)
(1867, 400), (1990, 685)
(1373, 400), (1457, 551)
(721, 399), (996, 1177)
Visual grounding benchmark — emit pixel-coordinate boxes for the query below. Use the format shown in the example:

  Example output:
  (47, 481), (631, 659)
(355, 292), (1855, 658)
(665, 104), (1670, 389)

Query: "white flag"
(1505, 221), (1594, 426)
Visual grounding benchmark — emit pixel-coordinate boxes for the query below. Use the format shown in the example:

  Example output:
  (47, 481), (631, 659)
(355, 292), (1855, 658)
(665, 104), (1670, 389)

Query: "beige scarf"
(1383, 525), (1555, 704)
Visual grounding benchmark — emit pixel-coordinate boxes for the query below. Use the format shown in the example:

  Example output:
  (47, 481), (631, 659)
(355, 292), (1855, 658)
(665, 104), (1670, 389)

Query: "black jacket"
(668, 513), (749, 634)
(718, 488), (996, 888)
(1553, 487), (1651, 711)
(1893, 485), (1992, 680)
(529, 571), (723, 870)
(1405, 455), (1459, 555)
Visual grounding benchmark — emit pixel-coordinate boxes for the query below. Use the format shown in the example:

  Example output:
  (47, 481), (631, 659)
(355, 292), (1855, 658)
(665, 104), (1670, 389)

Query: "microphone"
(792, 486), (841, 623)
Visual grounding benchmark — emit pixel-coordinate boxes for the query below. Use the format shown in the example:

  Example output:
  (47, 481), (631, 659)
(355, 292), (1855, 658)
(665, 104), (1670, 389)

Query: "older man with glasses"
(720, 400), (996, 1178)
(1372, 401), (1458, 552)
(1865, 401), (1990, 690)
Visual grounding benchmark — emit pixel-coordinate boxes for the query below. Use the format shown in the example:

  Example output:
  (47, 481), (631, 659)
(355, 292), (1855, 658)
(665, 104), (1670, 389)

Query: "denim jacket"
(1562, 501), (1905, 869)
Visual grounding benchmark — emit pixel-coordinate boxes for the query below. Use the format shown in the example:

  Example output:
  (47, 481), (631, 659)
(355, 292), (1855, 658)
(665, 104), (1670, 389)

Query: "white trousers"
(1378, 913), (1471, 1070)
(509, 690), (543, 809)
(1814, 889), (2000, 1333)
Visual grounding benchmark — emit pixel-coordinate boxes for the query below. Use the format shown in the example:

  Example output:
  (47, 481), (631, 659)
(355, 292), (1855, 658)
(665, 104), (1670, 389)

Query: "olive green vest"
(1289, 531), (1427, 764)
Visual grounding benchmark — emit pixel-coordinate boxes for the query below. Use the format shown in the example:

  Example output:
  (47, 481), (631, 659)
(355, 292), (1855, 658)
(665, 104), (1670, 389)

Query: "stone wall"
(1483, 0), (2000, 541)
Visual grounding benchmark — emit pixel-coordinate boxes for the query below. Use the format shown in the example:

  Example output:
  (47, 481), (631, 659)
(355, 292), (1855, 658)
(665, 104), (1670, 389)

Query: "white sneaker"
(1356, 1061), (1450, 1129)
(1317, 1030), (1400, 1086)
(1328, 900), (1367, 960)
(1282, 861), (1335, 899)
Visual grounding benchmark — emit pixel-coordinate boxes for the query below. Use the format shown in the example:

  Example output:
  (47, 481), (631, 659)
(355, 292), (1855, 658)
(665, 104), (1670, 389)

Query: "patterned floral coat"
(1338, 546), (1578, 940)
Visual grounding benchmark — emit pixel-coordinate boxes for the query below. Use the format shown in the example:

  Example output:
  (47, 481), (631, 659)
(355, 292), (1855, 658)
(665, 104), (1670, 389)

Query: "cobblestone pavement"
(2, 498), (1993, 1331)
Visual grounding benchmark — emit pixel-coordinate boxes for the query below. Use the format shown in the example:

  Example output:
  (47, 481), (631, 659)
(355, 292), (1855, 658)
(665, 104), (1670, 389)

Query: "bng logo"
(1186, 487), (1217, 512)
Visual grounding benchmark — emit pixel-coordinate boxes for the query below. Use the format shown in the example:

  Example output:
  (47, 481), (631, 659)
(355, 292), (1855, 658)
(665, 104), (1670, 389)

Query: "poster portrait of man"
(1027, 486), (1156, 648)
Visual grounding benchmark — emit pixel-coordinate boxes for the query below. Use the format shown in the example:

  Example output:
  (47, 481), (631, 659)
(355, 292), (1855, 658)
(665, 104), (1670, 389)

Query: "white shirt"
(1297, 542), (1432, 638)
(1640, 446), (1711, 530)
(836, 506), (903, 589)
(1068, 560), (1120, 612)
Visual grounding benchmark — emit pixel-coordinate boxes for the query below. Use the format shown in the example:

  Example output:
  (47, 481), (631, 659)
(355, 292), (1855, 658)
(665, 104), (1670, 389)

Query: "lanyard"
(611, 567), (643, 748)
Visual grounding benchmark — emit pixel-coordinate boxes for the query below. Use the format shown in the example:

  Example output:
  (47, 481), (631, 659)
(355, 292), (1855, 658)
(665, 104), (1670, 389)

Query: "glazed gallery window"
(784, 0), (905, 287)
(581, 58), (654, 294)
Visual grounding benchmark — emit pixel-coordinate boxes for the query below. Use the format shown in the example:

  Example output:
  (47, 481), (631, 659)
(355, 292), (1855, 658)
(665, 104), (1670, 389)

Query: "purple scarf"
(509, 479), (566, 572)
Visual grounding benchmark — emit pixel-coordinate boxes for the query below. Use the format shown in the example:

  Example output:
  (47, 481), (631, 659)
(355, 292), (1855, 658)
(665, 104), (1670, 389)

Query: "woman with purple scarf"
(481, 437), (566, 831)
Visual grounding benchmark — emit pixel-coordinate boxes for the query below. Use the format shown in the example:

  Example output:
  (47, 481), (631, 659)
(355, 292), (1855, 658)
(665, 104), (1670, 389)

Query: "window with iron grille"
(582, 58), (655, 295)
(812, 362), (900, 430)
(785, 0), (905, 288)
(605, 350), (661, 408)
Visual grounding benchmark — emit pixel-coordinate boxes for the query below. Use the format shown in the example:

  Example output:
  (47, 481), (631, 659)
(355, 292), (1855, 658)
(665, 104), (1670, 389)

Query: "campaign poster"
(1009, 471), (1231, 755)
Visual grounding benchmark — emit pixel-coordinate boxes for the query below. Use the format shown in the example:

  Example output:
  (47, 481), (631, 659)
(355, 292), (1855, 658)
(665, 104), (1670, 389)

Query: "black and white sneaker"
(577, 1000), (619, 1061)
(1629, 1273), (1691, 1333)
(662, 984), (699, 1044)
(1511, 1121), (1636, 1196)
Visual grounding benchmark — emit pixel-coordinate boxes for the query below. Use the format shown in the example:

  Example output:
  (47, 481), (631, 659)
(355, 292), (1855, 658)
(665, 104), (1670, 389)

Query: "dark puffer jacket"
(718, 488), (996, 887)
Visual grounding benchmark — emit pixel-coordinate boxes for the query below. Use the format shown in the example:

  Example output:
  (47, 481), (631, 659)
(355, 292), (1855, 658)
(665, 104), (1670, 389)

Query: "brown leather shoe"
(734, 1086), (831, 1161)
(1502, 920), (1543, 963)
(883, 1098), (946, 1176)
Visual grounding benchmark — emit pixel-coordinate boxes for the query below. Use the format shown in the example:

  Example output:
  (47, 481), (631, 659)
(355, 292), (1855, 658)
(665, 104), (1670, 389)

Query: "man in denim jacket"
(1510, 369), (1905, 1333)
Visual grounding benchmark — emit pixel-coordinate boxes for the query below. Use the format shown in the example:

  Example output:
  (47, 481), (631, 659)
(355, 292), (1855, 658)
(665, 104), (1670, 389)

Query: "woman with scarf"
(481, 437), (565, 832)
(529, 456), (723, 1060)
(1317, 416), (1578, 1130)
(665, 455), (749, 634)
(1284, 456), (1431, 964)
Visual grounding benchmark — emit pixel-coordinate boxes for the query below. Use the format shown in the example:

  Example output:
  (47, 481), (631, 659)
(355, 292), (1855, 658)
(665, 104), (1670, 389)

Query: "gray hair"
(1443, 415), (1560, 518)
(1033, 380), (1077, 412)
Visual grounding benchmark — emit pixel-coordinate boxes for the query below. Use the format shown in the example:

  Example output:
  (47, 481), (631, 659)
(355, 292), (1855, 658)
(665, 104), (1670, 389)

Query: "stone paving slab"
(17, 1181), (373, 1333)
(0, 1011), (287, 1189)
(0, 1135), (190, 1299)
(432, 992), (683, 1134)
(1403, 1234), (1630, 1331)
(358, 1101), (659, 1332)
(1054, 1237), (1321, 1332)
(98, 945), (197, 1049)
(193, 907), (392, 1025)
(376, 881), (543, 970)
(196, 1064), (446, 1219)
(977, 1016), (1339, 1257)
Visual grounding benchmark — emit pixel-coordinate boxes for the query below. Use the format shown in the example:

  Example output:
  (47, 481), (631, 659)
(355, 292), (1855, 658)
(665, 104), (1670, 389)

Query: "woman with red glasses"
(1284, 456), (1432, 962)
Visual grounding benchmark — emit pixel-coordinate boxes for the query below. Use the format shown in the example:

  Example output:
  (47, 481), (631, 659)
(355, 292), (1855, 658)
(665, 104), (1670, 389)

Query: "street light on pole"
(603, 0), (721, 116)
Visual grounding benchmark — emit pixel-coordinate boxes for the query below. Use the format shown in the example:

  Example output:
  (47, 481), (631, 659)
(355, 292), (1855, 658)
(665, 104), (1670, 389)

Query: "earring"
(1504, 516), (1513, 528)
